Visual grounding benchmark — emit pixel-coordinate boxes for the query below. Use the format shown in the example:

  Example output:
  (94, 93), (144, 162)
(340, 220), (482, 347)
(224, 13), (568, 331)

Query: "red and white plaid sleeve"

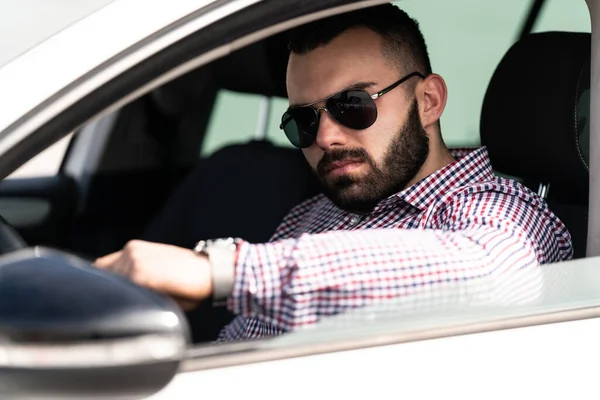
(225, 187), (571, 333)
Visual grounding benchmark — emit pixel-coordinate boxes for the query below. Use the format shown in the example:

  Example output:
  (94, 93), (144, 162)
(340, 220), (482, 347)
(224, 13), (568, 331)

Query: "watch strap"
(194, 238), (237, 305)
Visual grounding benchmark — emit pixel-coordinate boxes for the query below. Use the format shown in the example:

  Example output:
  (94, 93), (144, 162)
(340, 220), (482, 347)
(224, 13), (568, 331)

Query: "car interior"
(0, 0), (591, 344)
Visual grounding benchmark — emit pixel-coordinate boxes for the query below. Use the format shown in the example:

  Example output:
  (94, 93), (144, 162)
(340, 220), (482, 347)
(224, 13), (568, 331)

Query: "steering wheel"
(0, 214), (27, 254)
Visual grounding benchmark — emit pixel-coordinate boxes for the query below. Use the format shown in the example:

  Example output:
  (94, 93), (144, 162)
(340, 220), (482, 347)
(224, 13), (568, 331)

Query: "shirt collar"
(374, 146), (495, 212)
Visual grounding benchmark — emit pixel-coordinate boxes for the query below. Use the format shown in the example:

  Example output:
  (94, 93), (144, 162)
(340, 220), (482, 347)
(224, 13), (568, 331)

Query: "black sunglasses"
(280, 71), (425, 149)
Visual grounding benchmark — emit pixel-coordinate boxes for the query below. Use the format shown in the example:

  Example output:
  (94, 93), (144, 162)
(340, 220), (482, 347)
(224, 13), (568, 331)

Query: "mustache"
(317, 148), (371, 176)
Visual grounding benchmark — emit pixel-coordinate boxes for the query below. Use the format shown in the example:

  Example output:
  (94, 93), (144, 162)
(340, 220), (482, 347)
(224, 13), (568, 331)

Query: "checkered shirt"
(217, 147), (573, 341)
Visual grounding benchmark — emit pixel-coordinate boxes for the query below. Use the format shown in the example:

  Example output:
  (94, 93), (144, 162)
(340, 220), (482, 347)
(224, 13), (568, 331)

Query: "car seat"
(480, 31), (590, 259)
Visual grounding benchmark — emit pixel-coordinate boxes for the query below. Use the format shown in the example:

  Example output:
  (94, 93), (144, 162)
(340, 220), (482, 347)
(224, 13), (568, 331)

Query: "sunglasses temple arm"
(372, 72), (426, 99)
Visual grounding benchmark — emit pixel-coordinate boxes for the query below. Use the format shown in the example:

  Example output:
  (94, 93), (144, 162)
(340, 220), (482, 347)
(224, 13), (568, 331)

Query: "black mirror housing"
(0, 247), (191, 399)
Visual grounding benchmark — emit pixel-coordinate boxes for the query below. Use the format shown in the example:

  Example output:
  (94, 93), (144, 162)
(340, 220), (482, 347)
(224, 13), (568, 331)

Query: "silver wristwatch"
(193, 237), (239, 305)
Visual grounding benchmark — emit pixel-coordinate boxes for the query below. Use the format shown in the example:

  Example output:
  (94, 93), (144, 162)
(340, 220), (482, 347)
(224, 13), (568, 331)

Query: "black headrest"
(212, 33), (290, 98)
(480, 32), (590, 204)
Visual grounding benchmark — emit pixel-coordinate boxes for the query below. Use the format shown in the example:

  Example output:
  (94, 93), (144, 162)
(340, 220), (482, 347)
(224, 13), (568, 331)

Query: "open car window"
(181, 0), (592, 347)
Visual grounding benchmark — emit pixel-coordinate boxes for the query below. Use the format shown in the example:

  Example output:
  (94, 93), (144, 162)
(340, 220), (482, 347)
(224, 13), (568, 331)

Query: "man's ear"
(416, 74), (447, 130)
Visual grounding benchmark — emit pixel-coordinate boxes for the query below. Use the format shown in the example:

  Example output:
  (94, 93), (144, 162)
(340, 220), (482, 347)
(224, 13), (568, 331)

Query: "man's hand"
(95, 240), (212, 310)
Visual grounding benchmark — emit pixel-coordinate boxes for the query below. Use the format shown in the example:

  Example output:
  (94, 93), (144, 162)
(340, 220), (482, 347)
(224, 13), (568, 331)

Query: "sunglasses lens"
(281, 108), (318, 148)
(281, 90), (377, 147)
(327, 90), (377, 130)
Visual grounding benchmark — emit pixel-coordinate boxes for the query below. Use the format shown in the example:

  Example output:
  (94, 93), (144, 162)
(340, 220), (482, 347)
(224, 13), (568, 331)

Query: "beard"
(315, 99), (429, 214)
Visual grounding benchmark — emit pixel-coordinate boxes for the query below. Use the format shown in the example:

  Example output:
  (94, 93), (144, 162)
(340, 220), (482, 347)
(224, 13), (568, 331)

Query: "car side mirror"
(0, 247), (190, 399)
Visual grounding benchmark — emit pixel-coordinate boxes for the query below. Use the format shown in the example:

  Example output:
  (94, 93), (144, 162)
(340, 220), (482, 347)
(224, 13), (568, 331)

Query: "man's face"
(286, 27), (430, 214)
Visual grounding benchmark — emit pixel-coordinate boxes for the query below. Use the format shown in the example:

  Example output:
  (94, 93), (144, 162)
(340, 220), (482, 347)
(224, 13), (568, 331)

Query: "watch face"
(213, 238), (236, 245)
(194, 238), (238, 254)
(211, 238), (238, 251)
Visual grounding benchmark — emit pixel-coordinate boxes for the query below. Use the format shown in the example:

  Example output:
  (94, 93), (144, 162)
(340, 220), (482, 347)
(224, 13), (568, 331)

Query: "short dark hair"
(287, 3), (432, 75)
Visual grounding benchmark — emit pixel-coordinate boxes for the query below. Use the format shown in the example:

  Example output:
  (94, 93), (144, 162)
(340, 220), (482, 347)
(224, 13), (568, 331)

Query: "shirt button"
(349, 216), (360, 226)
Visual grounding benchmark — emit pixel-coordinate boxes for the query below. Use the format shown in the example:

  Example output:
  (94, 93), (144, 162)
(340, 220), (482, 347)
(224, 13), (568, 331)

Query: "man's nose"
(314, 109), (347, 150)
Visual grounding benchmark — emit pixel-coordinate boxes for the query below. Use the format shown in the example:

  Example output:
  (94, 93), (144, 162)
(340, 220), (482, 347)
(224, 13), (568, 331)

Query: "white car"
(0, 0), (598, 399)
